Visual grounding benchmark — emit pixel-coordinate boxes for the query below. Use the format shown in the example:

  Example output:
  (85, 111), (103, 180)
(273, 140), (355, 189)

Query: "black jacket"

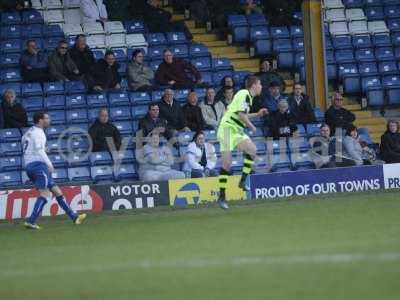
(89, 119), (121, 152)
(325, 106), (355, 135)
(90, 59), (121, 90)
(182, 103), (205, 132)
(380, 130), (400, 163)
(1, 101), (27, 129)
(287, 94), (316, 125)
(269, 110), (298, 139)
(138, 114), (171, 139)
(142, 3), (173, 32)
(158, 99), (185, 131)
(69, 45), (95, 75)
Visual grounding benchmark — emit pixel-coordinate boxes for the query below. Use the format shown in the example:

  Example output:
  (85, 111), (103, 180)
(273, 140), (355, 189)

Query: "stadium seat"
(91, 166), (114, 182)
(359, 62), (379, 77)
(21, 83), (42, 97)
(355, 48), (375, 62)
(86, 35), (106, 49)
(288, 137), (311, 153)
(66, 109), (88, 124)
(0, 53), (20, 68)
(46, 124), (66, 139)
(66, 123), (89, 136)
(388, 19), (400, 32)
(270, 153), (292, 172)
(47, 110), (66, 125)
(254, 39), (272, 56)
(21, 24), (43, 38)
(346, 8), (367, 21)
(233, 71), (251, 86)
(131, 105), (148, 120)
(387, 86), (400, 105)
(114, 164), (137, 181)
(108, 91), (130, 106)
(90, 152), (113, 166)
(192, 57), (212, 71)
(43, 81), (65, 95)
(213, 71), (234, 84)
(329, 22), (349, 35)
(178, 131), (195, 145)
(212, 58), (232, 71)
(68, 167), (91, 182)
(291, 152), (315, 170)
(87, 93), (108, 107)
(338, 63), (358, 79)
(200, 72), (213, 86)
(307, 123), (322, 137)
(326, 8), (346, 22)
(382, 74), (400, 89)
(166, 32), (187, 44)
(48, 153), (68, 168)
(367, 86), (385, 106)
(129, 92), (151, 105)
(228, 15), (249, 43)
(0, 128), (21, 143)
(292, 38), (304, 52)
(125, 34), (148, 50)
(250, 26), (270, 42)
(22, 96), (43, 112)
(0, 39), (21, 53)
(65, 94), (86, 108)
(352, 35), (372, 49)
(104, 21), (125, 34)
(44, 95), (65, 110)
(342, 0), (363, 8)
(171, 44), (189, 58)
(247, 14), (268, 26)
(63, 23), (83, 36)
(0, 68), (21, 82)
(0, 171), (21, 187)
(63, 8), (81, 24)
(0, 156), (21, 171)
(190, 43), (210, 57)
(0, 141), (21, 156)
(110, 106), (132, 121)
(332, 35), (353, 50)
(379, 61), (398, 75)
(362, 75), (382, 93)
(373, 34), (392, 47)
(146, 33), (167, 46)
(335, 49), (355, 64)
(365, 6), (384, 20)
(125, 20), (145, 34)
(343, 74), (361, 94)
(384, 5), (400, 19)
(105, 34), (127, 48)
(148, 46), (165, 60)
(368, 21), (389, 34)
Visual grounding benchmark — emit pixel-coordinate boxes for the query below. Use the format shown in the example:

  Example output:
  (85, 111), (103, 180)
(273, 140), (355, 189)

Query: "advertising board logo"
(174, 182), (201, 206)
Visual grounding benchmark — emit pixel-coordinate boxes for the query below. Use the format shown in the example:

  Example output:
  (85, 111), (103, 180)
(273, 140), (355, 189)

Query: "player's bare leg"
(51, 186), (87, 225)
(24, 189), (52, 229)
(237, 138), (257, 191)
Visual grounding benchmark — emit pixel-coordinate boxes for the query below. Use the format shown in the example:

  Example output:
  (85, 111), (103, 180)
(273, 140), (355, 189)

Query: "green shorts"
(217, 124), (250, 152)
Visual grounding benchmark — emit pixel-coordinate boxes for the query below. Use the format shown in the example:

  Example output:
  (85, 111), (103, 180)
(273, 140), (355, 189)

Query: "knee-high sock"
(218, 168), (230, 199)
(27, 196), (48, 224)
(241, 154), (255, 182)
(56, 195), (77, 221)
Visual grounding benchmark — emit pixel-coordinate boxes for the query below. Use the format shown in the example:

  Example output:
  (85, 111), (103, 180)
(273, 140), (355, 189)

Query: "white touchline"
(2, 253), (400, 278)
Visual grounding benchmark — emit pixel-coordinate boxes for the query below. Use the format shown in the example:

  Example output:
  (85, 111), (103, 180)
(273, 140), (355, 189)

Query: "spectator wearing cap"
(1, 89), (27, 129)
(69, 34), (96, 76)
(20, 40), (49, 83)
(287, 83), (316, 127)
(269, 99), (297, 139)
(183, 131), (218, 178)
(90, 51), (121, 91)
(155, 49), (202, 88)
(48, 40), (81, 81)
(255, 59), (285, 94)
(182, 91), (205, 132)
(262, 81), (286, 113)
(325, 92), (355, 136)
(128, 49), (154, 91)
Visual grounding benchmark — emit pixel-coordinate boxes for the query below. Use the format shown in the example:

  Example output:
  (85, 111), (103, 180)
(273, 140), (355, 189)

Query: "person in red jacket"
(155, 49), (202, 88)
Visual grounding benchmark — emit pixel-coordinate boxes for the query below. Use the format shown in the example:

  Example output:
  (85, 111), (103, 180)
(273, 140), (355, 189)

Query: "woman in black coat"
(380, 120), (400, 163)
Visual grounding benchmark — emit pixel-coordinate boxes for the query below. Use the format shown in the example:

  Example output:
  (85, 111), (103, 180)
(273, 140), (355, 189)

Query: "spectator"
(142, 0), (192, 40)
(207, 0), (241, 38)
(1, 89), (27, 129)
(68, 35), (95, 76)
(127, 49), (154, 91)
(80, 0), (108, 23)
(256, 59), (285, 94)
(0, 105), (3, 128)
(200, 88), (225, 130)
(381, 120), (400, 163)
(220, 86), (235, 108)
(287, 83), (316, 127)
(155, 49), (202, 88)
(158, 89), (189, 132)
(48, 40), (81, 81)
(269, 99), (297, 139)
(20, 40), (49, 83)
(103, 0), (131, 21)
(262, 81), (286, 113)
(0, 0), (31, 11)
(241, 0), (263, 15)
(309, 124), (337, 169)
(215, 75), (235, 103)
(264, 0), (300, 26)
(182, 92), (205, 132)
(90, 51), (121, 91)
(183, 131), (218, 178)
(325, 92), (355, 136)
(138, 132), (185, 181)
(89, 108), (121, 152)
(138, 103), (171, 139)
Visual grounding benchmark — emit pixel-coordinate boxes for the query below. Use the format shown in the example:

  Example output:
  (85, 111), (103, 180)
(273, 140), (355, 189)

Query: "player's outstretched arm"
(238, 112), (257, 133)
(248, 108), (268, 120)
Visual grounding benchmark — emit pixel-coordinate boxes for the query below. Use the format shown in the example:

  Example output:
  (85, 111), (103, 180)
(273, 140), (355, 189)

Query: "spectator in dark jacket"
(69, 35), (95, 76)
(215, 75), (235, 103)
(138, 103), (171, 139)
(20, 40), (49, 83)
(89, 108), (121, 152)
(103, 0), (131, 21)
(91, 51), (121, 91)
(0, 0), (31, 11)
(0, 105), (3, 128)
(325, 92), (355, 136)
(220, 86), (235, 108)
(128, 49), (154, 91)
(380, 120), (400, 163)
(182, 91), (205, 132)
(48, 40), (81, 81)
(287, 83), (316, 127)
(262, 81), (286, 113)
(155, 49), (202, 88)
(269, 99), (297, 139)
(1, 89), (27, 129)
(256, 59), (285, 94)
(158, 88), (189, 132)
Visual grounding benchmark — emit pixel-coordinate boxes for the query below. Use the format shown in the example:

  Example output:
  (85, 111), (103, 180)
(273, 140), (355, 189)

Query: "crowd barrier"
(1, 164), (400, 220)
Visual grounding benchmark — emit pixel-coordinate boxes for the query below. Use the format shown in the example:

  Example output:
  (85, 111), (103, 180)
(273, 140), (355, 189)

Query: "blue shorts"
(25, 162), (55, 190)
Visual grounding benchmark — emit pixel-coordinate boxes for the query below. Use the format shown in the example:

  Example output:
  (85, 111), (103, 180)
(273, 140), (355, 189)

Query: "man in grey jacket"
(48, 40), (81, 81)
(128, 49), (154, 91)
(200, 87), (225, 130)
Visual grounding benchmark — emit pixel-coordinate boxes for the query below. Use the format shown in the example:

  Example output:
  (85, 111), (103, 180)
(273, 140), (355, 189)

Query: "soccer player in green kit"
(217, 75), (268, 209)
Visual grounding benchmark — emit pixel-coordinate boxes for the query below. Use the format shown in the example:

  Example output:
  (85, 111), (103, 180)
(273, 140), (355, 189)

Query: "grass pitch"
(1, 190), (400, 300)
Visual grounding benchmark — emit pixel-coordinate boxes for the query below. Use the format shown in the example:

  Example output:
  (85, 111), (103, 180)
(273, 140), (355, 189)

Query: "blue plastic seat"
(114, 164), (137, 181)
(192, 57), (211, 71)
(388, 18), (400, 32)
(247, 14), (268, 26)
(392, 32), (400, 47)
(66, 94), (86, 108)
(0, 53), (20, 68)
(66, 123), (88, 136)
(359, 62), (379, 76)
(44, 95), (65, 109)
(117, 62), (127, 75)
(125, 20), (145, 33)
(270, 26), (290, 39)
(365, 6), (384, 20)
(292, 38), (304, 52)
(271, 153), (292, 172)
(113, 48), (127, 62)
(338, 63), (359, 79)
(0, 39), (21, 53)
(22, 10), (44, 24)
(110, 106), (132, 121)
(175, 89), (190, 103)
(372, 34), (391, 47)
(68, 150), (90, 166)
(22, 96), (43, 111)
(90, 152), (112, 166)
(294, 52), (305, 68)
(1, 25), (21, 39)
(343, 0), (363, 8)
(189, 43), (210, 57)
(43, 24), (64, 37)
(384, 5), (400, 19)
(108, 91), (130, 106)
(254, 39), (272, 56)
(335, 49), (355, 64)
(0, 128), (21, 142)
(367, 86), (385, 106)
(0, 68), (21, 82)
(91, 166), (114, 182)
(112, 150), (135, 164)
(47, 138), (67, 153)
(355, 48), (375, 62)
(379, 60), (398, 75)
(387, 85), (400, 105)
(249, 26), (270, 41)
(146, 33), (167, 46)
(332, 35), (352, 50)
(291, 152), (315, 170)
(66, 109), (88, 124)
(129, 91), (151, 104)
(352, 35), (372, 49)
(212, 58), (232, 71)
(314, 108), (324, 122)
(21, 82), (42, 97)
(0, 156), (21, 171)
(376, 47), (395, 62)
(290, 25), (303, 38)
(43, 81), (65, 95)
(87, 93), (107, 107)
(65, 80), (86, 94)
(307, 123), (322, 137)
(0, 171), (21, 187)
(343, 74), (361, 94)
(68, 167), (91, 182)
(228, 15), (249, 43)
(50, 168), (68, 183)
(88, 108), (101, 122)
(114, 121), (133, 136)
(361, 75), (382, 93)
(151, 90), (164, 102)
(1, 11), (21, 25)
(48, 154), (68, 168)
(200, 72), (213, 86)
(131, 105), (148, 120)
(166, 32), (187, 44)
(46, 125), (66, 139)
(0, 141), (21, 156)
(171, 44), (189, 58)
(47, 110), (66, 125)
(21, 24), (43, 38)
(382, 74), (400, 88)
(148, 46), (165, 60)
